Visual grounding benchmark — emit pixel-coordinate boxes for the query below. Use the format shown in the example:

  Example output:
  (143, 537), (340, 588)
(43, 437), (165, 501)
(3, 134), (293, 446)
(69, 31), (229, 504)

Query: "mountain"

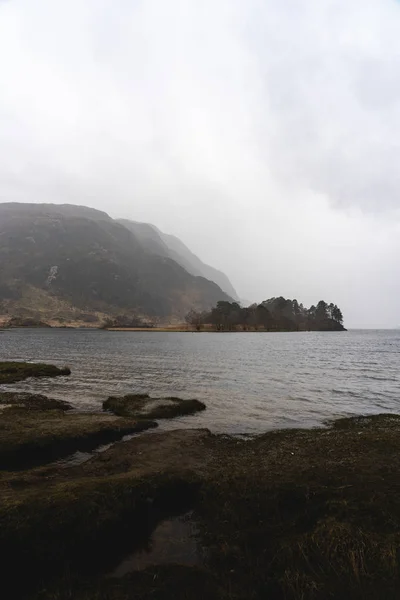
(0, 203), (232, 325)
(118, 220), (239, 300)
(117, 220), (171, 257)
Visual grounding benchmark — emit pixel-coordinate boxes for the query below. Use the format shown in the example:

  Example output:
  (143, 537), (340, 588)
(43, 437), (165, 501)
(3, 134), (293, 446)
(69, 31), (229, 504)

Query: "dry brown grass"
(2, 415), (400, 599)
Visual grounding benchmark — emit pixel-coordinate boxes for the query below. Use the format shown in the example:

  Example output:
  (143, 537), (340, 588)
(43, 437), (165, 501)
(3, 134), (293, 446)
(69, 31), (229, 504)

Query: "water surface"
(0, 329), (399, 434)
(111, 512), (200, 576)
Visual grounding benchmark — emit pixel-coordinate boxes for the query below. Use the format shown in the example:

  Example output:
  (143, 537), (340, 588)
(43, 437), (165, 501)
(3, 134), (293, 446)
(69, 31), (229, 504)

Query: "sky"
(0, 0), (400, 328)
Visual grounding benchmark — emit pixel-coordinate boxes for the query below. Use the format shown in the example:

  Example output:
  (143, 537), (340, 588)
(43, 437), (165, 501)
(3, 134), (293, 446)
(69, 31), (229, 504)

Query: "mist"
(0, 0), (399, 328)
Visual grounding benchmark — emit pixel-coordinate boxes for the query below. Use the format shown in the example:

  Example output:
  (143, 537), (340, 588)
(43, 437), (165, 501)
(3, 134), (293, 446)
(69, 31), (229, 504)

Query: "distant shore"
(106, 326), (347, 332)
(106, 326), (193, 332)
(1, 324), (347, 332)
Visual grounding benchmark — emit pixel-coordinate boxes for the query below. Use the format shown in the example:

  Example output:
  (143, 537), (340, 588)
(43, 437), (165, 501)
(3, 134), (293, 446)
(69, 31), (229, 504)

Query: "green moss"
(103, 394), (206, 419)
(146, 399), (206, 420)
(0, 362), (71, 384)
(0, 408), (157, 470)
(103, 394), (149, 417)
(0, 391), (72, 411)
(330, 413), (400, 430)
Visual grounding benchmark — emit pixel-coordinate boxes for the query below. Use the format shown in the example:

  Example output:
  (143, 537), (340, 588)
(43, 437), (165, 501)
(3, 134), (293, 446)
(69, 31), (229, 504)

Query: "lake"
(0, 328), (399, 434)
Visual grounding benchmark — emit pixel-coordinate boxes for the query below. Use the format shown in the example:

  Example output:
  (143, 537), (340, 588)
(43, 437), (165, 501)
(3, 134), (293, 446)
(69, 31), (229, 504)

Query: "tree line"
(186, 298), (345, 332)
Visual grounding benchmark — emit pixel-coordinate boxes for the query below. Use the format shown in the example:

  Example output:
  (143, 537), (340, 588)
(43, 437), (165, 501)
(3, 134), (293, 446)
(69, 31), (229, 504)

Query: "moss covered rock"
(0, 361), (71, 384)
(0, 391), (72, 411)
(0, 406), (157, 470)
(103, 394), (206, 420)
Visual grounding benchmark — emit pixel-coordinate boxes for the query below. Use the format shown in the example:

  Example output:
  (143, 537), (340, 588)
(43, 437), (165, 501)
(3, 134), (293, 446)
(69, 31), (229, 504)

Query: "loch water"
(1, 328), (399, 434)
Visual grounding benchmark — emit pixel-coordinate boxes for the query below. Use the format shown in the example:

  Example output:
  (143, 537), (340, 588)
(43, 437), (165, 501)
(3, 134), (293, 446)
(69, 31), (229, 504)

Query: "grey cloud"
(250, 0), (400, 213)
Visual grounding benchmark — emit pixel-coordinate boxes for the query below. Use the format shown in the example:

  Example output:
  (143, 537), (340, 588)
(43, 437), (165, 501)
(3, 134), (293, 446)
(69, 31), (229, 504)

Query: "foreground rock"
(0, 361), (71, 384)
(103, 394), (206, 419)
(2, 414), (400, 599)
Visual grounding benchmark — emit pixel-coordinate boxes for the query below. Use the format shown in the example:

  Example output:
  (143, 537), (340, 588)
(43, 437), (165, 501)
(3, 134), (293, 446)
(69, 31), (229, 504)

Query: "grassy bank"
(0, 392), (158, 470)
(0, 408), (157, 471)
(1, 413), (400, 599)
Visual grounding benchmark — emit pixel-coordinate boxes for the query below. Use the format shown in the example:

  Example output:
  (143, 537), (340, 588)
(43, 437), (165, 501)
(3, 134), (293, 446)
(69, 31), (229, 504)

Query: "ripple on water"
(110, 512), (200, 577)
(0, 328), (399, 434)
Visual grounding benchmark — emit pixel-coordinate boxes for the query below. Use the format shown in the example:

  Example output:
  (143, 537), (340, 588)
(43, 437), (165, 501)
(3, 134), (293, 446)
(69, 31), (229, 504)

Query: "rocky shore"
(1, 362), (399, 599)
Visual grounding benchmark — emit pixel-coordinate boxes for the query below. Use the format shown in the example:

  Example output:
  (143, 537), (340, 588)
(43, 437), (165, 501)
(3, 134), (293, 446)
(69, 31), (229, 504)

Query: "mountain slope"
(118, 219), (238, 300)
(0, 203), (232, 323)
(156, 229), (239, 300)
(117, 219), (170, 257)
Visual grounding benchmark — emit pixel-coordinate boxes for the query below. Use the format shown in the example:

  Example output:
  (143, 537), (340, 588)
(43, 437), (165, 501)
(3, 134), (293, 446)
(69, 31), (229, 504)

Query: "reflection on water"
(0, 329), (399, 434)
(111, 512), (200, 577)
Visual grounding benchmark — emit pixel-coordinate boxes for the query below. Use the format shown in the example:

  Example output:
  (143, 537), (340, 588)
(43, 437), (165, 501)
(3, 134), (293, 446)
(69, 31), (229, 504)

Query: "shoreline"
(1, 323), (346, 332)
(1, 326), (347, 331)
(106, 327), (347, 332)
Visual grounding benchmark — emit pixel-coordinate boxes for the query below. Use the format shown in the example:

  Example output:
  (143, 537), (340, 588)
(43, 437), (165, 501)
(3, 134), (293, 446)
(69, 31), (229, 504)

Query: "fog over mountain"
(1, 1), (400, 327)
(118, 219), (239, 300)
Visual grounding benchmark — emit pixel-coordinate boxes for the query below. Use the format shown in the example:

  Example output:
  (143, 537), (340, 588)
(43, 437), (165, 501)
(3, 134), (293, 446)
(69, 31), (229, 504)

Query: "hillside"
(0, 203), (232, 326)
(118, 219), (239, 300)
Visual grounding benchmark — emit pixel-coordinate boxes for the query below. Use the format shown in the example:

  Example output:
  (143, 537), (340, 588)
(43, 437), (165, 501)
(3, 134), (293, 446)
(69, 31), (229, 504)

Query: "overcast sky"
(0, 0), (400, 328)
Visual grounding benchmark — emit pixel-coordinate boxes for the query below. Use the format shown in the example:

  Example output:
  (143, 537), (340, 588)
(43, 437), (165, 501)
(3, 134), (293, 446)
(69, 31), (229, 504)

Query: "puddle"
(110, 511), (201, 577)
(54, 442), (114, 467)
(55, 426), (160, 468)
